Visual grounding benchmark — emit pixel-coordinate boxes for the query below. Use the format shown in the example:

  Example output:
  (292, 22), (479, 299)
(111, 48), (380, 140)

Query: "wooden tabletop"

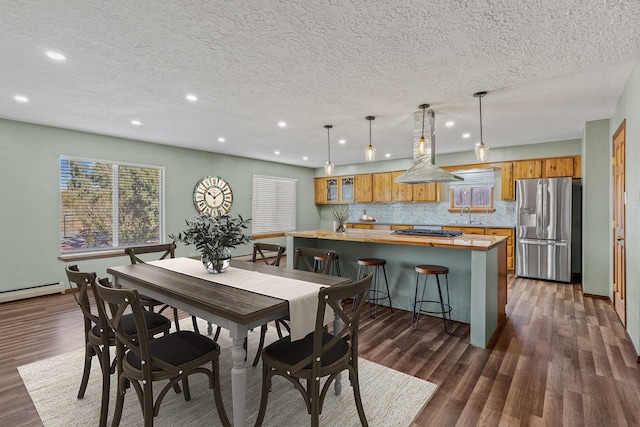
(286, 229), (508, 250)
(107, 260), (350, 325)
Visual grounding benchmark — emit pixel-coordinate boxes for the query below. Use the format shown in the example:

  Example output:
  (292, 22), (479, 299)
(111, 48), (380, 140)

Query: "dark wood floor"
(1, 274), (639, 426)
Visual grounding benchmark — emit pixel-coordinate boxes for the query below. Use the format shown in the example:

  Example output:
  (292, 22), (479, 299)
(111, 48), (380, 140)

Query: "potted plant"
(331, 206), (351, 233)
(170, 213), (252, 273)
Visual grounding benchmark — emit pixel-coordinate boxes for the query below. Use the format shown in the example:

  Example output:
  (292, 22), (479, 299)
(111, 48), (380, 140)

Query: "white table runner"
(147, 257), (333, 340)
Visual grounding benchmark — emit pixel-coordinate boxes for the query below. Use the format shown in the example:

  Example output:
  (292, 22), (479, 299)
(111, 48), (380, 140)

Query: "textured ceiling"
(1, 1), (639, 167)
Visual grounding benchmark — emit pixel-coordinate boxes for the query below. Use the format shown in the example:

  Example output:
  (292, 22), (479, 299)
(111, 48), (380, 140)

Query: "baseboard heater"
(0, 282), (66, 303)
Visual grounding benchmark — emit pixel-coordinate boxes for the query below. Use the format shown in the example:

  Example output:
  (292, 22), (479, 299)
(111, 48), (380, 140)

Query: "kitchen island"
(286, 229), (508, 348)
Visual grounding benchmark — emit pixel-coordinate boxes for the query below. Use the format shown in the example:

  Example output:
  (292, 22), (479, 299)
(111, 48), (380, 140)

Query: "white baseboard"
(0, 282), (66, 303)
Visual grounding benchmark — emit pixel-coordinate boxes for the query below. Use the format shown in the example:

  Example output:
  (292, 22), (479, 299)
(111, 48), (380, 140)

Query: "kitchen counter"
(286, 229), (507, 348)
(288, 229), (507, 250)
(347, 222), (515, 229)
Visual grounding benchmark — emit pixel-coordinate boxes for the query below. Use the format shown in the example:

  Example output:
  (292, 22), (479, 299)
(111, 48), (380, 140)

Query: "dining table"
(107, 257), (350, 427)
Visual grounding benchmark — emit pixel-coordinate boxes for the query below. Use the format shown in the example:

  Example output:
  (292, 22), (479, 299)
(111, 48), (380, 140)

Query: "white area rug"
(18, 318), (436, 426)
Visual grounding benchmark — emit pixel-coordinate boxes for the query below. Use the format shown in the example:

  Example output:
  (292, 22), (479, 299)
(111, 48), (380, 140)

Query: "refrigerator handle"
(536, 180), (543, 238)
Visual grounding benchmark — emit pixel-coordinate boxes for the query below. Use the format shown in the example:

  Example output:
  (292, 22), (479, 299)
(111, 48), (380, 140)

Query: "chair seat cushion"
(263, 331), (349, 368)
(91, 311), (170, 338)
(126, 331), (219, 370)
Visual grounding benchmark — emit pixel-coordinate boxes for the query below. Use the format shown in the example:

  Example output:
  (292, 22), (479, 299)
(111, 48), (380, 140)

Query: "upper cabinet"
(372, 172), (392, 203)
(314, 155), (580, 204)
(513, 156), (580, 180)
(315, 174), (373, 204)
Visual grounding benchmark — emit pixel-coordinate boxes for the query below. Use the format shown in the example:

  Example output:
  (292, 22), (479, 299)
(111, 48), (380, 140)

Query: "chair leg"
(381, 265), (393, 311)
(211, 360), (231, 427)
(98, 346), (111, 427)
(182, 377), (191, 401)
(252, 324), (268, 366)
(350, 366), (369, 427)
(310, 375), (321, 427)
(112, 374), (126, 427)
(172, 307), (180, 331)
(77, 343), (94, 399)
(254, 363), (271, 427)
(213, 325), (222, 341)
(143, 380), (154, 427)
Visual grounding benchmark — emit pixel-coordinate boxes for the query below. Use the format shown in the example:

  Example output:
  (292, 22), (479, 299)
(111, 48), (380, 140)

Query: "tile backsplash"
(319, 201), (517, 228)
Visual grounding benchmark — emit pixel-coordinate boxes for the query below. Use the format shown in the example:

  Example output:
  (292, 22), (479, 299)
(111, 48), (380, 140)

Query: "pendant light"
(416, 104), (429, 155)
(324, 124), (334, 176)
(474, 91), (489, 162)
(364, 116), (376, 161)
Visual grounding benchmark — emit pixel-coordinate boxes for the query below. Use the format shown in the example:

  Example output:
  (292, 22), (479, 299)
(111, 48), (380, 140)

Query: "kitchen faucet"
(460, 206), (472, 224)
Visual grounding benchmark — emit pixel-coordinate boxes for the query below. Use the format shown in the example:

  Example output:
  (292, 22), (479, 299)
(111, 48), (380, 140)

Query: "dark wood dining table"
(107, 258), (350, 427)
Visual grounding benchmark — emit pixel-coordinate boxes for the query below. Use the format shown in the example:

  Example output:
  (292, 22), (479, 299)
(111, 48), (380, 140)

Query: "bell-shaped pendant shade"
(364, 116), (376, 161)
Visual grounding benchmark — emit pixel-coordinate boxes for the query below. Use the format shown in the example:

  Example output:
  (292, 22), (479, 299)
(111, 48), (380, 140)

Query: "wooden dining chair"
(249, 243), (289, 366)
(126, 243), (220, 337)
(65, 265), (172, 427)
(254, 273), (373, 427)
(93, 279), (230, 427)
(293, 247), (337, 275)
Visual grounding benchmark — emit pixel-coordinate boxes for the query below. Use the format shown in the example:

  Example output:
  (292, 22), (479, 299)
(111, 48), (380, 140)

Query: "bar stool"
(313, 253), (342, 276)
(412, 264), (452, 334)
(357, 258), (392, 318)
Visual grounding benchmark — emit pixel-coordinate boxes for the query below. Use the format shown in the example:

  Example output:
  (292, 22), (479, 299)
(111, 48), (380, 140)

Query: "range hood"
(394, 108), (463, 183)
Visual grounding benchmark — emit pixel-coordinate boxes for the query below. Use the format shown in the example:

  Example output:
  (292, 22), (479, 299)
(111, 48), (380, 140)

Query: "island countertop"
(285, 229), (508, 251)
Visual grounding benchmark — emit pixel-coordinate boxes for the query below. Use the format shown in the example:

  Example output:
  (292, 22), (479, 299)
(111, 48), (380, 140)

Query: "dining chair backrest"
(252, 243), (286, 266)
(125, 243), (176, 264)
(293, 247), (336, 275)
(65, 265), (100, 335)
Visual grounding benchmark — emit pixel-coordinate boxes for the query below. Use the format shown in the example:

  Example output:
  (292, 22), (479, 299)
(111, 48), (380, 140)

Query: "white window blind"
(252, 175), (296, 235)
(449, 168), (495, 188)
(60, 156), (165, 253)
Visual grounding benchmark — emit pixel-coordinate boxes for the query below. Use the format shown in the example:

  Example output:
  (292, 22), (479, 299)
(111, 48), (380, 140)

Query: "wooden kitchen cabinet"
(443, 226), (515, 271)
(501, 162), (515, 201)
(544, 157), (574, 177)
(514, 160), (543, 179)
(485, 228), (515, 271)
(391, 171), (413, 202)
(354, 174), (373, 203)
(314, 178), (327, 204)
(372, 172), (392, 202)
(413, 182), (442, 202)
(315, 175), (372, 204)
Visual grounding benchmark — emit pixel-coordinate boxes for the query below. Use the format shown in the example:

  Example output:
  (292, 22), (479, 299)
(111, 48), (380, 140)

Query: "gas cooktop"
(392, 229), (464, 237)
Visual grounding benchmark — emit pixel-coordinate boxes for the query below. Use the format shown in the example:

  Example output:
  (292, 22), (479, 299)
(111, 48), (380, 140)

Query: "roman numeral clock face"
(193, 176), (233, 216)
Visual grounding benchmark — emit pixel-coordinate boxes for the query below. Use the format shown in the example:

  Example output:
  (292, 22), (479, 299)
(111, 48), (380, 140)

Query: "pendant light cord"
(479, 94), (483, 144)
(325, 124), (332, 162)
(421, 106), (425, 139)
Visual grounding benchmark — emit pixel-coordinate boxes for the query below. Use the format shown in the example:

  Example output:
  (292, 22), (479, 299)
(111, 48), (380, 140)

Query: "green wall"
(610, 59), (640, 354)
(0, 119), (319, 293)
(581, 119), (610, 296)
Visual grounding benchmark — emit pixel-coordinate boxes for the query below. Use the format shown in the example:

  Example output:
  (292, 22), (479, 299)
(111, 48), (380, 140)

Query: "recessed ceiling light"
(274, 150), (280, 155)
(14, 95), (29, 103)
(385, 153), (391, 158)
(186, 94), (198, 102)
(302, 156), (308, 161)
(46, 51), (66, 61)
(462, 133), (471, 138)
(445, 121), (454, 127)
(277, 121), (287, 128)
(338, 139), (346, 145)
(131, 120), (142, 126)
(218, 137), (225, 142)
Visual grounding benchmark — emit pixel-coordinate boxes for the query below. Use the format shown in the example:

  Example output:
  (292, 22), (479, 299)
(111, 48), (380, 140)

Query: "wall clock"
(193, 176), (233, 216)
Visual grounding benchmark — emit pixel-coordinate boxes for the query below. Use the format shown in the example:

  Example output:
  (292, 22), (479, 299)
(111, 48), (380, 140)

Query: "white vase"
(201, 248), (231, 273)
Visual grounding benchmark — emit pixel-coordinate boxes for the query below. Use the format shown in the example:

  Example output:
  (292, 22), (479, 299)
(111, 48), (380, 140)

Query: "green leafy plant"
(169, 213), (252, 260)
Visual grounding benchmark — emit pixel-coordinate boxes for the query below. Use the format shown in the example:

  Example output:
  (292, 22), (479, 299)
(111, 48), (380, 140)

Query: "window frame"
(60, 155), (165, 254)
(251, 175), (297, 236)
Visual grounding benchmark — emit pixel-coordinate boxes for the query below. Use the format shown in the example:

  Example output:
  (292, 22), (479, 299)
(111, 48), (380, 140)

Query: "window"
(60, 156), (165, 253)
(252, 175), (296, 235)
(449, 168), (495, 212)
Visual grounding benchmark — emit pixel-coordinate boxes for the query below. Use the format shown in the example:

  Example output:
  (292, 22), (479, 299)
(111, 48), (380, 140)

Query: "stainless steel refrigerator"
(515, 177), (572, 283)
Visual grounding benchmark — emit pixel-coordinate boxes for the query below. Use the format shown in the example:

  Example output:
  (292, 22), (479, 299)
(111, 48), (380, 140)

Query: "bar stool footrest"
(413, 300), (452, 316)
